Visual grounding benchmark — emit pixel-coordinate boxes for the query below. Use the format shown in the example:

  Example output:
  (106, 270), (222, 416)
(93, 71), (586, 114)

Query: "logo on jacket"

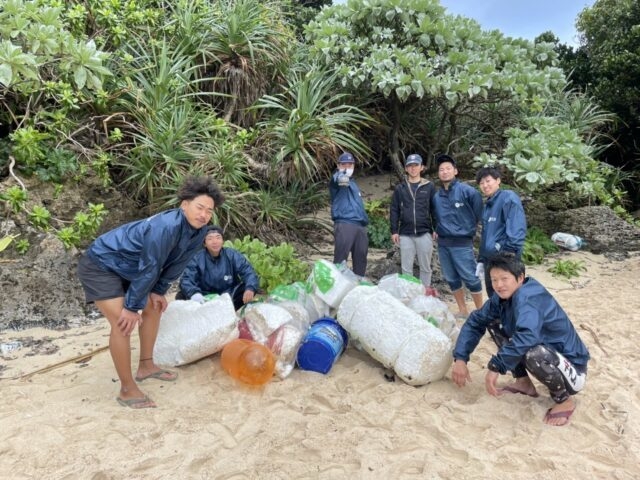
(455, 202), (465, 208)
(224, 275), (232, 282)
(488, 216), (497, 222)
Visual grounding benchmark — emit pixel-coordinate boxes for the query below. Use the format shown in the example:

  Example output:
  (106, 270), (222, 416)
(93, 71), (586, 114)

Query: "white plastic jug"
(551, 232), (585, 251)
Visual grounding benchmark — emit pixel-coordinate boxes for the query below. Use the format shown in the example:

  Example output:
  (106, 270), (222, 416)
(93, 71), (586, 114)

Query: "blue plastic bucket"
(296, 317), (349, 374)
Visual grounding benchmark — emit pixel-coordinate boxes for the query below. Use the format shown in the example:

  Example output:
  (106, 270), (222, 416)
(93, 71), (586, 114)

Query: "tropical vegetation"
(0, 0), (637, 259)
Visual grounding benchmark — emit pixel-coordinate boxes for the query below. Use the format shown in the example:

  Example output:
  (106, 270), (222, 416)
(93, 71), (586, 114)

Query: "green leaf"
(0, 63), (12, 86)
(74, 66), (87, 89)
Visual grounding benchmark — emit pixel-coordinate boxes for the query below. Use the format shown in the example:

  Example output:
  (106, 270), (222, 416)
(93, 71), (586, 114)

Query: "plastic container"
(551, 232), (585, 251)
(297, 317), (349, 374)
(221, 339), (275, 386)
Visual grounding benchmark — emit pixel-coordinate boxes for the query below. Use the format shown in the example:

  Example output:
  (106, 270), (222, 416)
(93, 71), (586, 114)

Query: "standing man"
(451, 253), (589, 426)
(432, 154), (484, 317)
(389, 153), (436, 288)
(329, 151), (369, 277)
(77, 176), (225, 409)
(178, 225), (260, 311)
(476, 166), (526, 297)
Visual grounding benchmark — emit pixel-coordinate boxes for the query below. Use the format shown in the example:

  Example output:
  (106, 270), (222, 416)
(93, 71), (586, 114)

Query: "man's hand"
(243, 290), (255, 304)
(117, 308), (141, 336)
(451, 359), (472, 387)
(485, 371), (500, 396)
(391, 233), (400, 246)
(190, 293), (205, 304)
(149, 293), (168, 312)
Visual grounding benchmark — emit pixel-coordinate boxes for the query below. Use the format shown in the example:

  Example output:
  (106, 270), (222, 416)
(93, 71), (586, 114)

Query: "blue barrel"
(296, 317), (349, 374)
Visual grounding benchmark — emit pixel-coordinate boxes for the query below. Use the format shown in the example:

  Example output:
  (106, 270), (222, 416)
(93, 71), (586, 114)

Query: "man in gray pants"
(389, 154), (436, 287)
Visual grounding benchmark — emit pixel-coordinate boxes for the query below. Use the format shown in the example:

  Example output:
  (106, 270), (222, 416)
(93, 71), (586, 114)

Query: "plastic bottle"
(551, 232), (585, 252)
(221, 338), (275, 386)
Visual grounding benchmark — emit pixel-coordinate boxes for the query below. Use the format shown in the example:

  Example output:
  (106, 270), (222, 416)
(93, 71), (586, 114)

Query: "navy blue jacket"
(453, 277), (590, 374)
(432, 180), (483, 246)
(329, 172), (368, 227)
(179, 247), (259, 299)
(389, 179), (435, 236)
(86, 209), (206, 311)
(479, 189), (526, 261)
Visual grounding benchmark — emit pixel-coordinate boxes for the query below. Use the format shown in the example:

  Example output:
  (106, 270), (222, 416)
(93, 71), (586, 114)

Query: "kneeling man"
(451, 253), (589, 426)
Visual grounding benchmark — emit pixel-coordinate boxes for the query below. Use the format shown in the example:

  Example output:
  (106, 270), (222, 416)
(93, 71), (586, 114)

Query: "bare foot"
(498, 377), (538, 397)
(498, 384), (539, 398)
(544, 398), (576, 426)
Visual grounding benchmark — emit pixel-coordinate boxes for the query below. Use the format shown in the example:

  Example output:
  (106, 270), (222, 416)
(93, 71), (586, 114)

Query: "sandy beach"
(1, 250), (639, 479)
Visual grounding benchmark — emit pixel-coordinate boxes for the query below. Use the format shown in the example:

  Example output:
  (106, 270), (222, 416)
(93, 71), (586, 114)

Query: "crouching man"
(451, 253), (590, 426)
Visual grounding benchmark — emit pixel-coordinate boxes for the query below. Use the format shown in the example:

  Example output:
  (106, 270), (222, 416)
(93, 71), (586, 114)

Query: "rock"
(524, 203), (640, 255)
(0, 228), (90, 330)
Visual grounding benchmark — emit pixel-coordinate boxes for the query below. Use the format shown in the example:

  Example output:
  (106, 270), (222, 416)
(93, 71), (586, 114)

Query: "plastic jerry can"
(551, 232), (585, 251)
(221, 339), (275, 386)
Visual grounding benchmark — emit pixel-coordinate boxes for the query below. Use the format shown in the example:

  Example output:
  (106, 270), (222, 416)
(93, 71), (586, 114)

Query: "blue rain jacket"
(432, 180), (483, 245)
(86, 209), (206, 311)
(453, 277), (590, 374)
(478, 189), (526, 261)
(179, 247), (259, 299)
(329, 172), (369, 227)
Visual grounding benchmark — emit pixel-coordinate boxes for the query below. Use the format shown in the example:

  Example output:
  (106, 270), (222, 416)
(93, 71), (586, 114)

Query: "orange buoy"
(221, 339), (275, 386)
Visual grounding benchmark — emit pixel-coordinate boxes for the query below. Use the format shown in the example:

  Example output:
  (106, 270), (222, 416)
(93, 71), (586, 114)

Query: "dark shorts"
(77, 254), (130, 303)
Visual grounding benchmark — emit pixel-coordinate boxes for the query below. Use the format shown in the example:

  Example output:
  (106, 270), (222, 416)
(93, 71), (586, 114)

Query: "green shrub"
(365, 198), (392, 249)
(548, 259), (586, 279)
(522, 226), (558, 264)
(226, 236), (310, 293)
(0, 186), (28, 214)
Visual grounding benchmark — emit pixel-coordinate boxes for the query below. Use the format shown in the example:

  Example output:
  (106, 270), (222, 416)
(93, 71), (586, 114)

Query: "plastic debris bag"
(154, 295), (239, 366)
(377, 273), (425, 304)
(408, 295), (458, 339)
(243, 302), (306, 379)
(337, 285), (452, 386)
(307, 259), (357, 309)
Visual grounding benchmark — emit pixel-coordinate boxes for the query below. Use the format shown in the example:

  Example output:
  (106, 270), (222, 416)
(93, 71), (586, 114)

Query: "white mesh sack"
(393, 328), (452, 386)
(337, 285), (452, 386)
(153, 295), (239, 367)
(377, 273), (425, 304)
(408, 295), (458, 338)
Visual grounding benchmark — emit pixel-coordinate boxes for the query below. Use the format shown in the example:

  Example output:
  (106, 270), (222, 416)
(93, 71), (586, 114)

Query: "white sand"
(1, 250), (639, 479)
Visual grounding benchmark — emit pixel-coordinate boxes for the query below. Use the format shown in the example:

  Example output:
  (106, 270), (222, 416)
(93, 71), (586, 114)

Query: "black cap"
(205, 225), (224, 236)
(436, 153), (456, 167)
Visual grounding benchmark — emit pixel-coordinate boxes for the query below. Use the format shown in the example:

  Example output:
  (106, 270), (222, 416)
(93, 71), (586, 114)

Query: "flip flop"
(116, 395), (156, 409)
(544, 405), (576, 426)
(135, 369), (178, 382)
(499, 385), (540, 398)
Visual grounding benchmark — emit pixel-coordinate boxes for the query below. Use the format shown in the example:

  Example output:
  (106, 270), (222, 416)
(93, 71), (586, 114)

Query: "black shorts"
(77, 254), (130, 303)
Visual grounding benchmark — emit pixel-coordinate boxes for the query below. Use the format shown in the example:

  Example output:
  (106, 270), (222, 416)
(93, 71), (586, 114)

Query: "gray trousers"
(333, 222), (368, 277)
(399, 233), (433, 287)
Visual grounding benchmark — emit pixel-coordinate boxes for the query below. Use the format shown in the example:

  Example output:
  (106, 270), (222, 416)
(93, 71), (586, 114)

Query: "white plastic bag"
(307, 259), (357, 308)
(377, 273), (425, 304)
(154, 295), (239, 366)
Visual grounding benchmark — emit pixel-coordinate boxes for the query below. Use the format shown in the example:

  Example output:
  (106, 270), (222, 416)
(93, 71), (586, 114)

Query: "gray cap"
(405, 154), (423, 166)
(338, 152), (355, 163)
